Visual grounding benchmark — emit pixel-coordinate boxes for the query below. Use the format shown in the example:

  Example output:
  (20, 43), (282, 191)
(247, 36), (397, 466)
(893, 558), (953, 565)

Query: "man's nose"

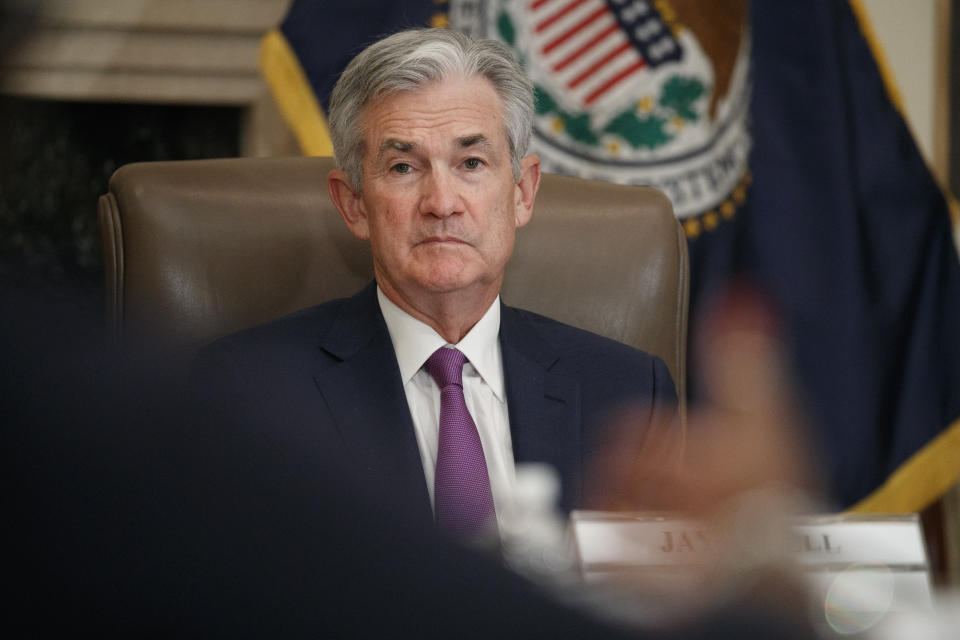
(418, 168), (460, 218)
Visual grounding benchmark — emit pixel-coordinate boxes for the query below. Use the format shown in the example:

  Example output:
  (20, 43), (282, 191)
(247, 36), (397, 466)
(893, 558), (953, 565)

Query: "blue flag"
(262, 0), (960, 511)
(745, 0), (960, 511)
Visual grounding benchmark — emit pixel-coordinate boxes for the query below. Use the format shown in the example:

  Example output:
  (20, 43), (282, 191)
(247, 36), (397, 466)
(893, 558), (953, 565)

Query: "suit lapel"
(311, 292), (584, 517)
(311, 283), (433, 523)
(500, 305), (583, 510)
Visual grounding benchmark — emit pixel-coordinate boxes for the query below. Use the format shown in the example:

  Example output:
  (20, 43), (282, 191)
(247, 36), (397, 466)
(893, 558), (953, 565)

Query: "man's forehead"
(377, 134), (492, 155)
(359, 76), (507, 148)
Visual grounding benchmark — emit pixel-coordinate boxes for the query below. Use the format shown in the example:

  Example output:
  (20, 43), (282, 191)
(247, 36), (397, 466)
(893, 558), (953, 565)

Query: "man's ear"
(514, 154), (540, 229)
(327, 169), (369, 240)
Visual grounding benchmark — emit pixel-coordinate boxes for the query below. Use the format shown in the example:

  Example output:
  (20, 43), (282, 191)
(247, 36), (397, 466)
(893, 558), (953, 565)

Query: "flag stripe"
(542, 5), (610, 53)
(536, 0), (590, 33)
(569, 41), (632, 89)
(584, 59), (645, 104)
(553, 23), (619, 71)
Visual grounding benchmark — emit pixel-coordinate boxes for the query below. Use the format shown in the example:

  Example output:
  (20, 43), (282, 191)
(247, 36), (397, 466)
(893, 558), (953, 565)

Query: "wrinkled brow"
(457, 134), (490, 149)
(374, 134), (492, 163)
(376, 139), (414, 160)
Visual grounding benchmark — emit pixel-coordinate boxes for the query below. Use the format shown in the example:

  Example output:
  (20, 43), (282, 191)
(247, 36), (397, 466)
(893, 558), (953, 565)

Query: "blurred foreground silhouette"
(6, 277), (819, 637)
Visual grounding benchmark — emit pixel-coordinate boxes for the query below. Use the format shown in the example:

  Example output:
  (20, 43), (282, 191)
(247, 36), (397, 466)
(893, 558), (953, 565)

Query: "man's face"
(328, 75), (539, 311)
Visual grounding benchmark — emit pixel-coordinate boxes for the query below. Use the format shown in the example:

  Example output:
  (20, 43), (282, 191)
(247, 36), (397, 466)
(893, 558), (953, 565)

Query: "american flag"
(528, 0), (682, 109)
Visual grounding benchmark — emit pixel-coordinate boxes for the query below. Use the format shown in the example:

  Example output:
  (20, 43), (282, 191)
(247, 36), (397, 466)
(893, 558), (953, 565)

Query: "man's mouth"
(419, 236), (467, 245)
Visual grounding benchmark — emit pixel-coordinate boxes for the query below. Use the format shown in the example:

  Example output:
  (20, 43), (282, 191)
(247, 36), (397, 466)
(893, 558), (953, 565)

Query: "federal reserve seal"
(450, 0), (752, 231)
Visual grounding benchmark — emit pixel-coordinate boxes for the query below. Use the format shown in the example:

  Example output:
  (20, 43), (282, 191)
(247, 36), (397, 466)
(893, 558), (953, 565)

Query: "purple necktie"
(425, 347), (496, 534)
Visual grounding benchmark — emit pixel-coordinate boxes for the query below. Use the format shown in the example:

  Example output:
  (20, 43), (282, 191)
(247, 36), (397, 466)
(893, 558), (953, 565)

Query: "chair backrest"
(99, 157), (688, 410)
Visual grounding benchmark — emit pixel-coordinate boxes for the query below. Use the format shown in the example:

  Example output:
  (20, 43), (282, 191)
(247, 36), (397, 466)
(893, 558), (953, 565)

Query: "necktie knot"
(425, 347), (467, 389)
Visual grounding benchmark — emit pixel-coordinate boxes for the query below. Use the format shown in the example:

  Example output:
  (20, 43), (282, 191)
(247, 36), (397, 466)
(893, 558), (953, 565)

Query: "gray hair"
(327, 28), (534, 190)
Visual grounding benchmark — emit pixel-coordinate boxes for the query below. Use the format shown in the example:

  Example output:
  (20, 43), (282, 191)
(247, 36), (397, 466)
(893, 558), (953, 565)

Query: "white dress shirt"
(377, 286), (516, 530)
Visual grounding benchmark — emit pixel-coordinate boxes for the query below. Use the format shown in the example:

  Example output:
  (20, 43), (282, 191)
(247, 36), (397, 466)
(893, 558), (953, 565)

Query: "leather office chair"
(99, 157), (688, 414)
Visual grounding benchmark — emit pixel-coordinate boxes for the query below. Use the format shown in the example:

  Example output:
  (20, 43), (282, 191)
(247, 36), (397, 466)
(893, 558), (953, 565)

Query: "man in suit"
(197, 28), (677, 537)
(7, 285), (810, 638)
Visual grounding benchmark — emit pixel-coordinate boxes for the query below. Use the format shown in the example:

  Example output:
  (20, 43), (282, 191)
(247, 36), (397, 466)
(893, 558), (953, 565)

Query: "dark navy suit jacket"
(195, 282), (677, 521)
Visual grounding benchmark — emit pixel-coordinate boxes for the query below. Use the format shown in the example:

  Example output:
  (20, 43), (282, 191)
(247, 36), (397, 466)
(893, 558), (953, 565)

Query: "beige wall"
(858, 0), (950, 183)
(0, 0), (296, 156)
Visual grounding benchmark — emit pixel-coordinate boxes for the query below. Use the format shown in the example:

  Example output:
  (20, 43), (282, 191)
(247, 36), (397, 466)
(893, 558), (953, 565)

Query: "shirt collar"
(377, 286), (505, 402)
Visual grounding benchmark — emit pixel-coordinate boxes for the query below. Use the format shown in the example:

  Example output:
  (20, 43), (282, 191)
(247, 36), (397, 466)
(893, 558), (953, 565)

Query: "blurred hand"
(588, 285), (820, 514)
(579, 286), (820, 627)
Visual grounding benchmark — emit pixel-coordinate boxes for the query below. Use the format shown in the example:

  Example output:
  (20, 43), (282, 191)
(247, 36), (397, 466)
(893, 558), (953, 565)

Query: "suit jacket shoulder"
(499, 304), (678, 510)
(500, 304), (677, 411)
(192, 283), (434, 522)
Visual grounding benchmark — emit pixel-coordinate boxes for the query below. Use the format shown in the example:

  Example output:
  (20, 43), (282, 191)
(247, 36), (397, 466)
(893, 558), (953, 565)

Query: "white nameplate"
(570, 511), (934, 615)
(571, 511), (927, 569)
(572, 513), (711, 569)
(790, 515), (927, 567)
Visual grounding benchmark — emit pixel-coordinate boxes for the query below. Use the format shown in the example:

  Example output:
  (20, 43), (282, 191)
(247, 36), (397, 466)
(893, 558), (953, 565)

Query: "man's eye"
(463, 157), (484, 170)
(391, 162), (412, 174)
